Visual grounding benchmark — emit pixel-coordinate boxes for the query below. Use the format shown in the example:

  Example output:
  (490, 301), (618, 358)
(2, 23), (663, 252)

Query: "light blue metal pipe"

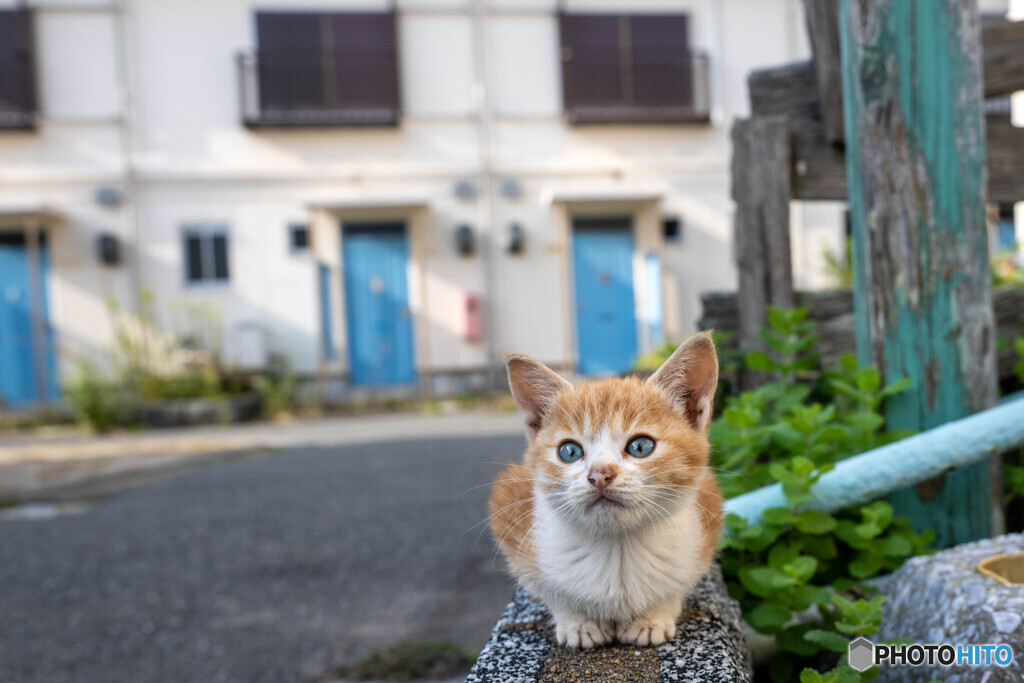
(724, 395), (1024, 523)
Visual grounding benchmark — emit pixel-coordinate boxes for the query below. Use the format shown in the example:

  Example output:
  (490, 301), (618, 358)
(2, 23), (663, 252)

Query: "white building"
(0, 0), (1011, 407)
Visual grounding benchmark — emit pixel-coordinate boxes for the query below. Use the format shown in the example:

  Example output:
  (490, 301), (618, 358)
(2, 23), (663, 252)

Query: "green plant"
(63, 360), (120, 432)
(1013, 337), (1024, 386)
(711, 306), (931, 681)
(636, 330), (741, 374)
(1005, 462), (1024, 506)
(823, 238), (854, 289)
(255, 366), (298, 418)
(991, 243), (1023, 288)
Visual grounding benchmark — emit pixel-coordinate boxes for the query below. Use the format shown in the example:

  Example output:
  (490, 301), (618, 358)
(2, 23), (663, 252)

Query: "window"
(183, 227), (230, 285)
(289, 223), (309, 253)
(240, 11), (400, 127)
(0, 9), (37, 128)
(558, 13), (709, 124)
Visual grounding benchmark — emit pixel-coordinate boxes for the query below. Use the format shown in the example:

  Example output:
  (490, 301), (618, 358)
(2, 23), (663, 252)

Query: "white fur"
(529, 494), (706, 621)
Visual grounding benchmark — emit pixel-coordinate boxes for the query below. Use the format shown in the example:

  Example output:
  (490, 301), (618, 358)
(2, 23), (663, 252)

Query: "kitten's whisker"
(512, 497), (573, 562)
(469, 497), (532, 541)
(460, 477), (540, 497)
(642, 481), (725, 503)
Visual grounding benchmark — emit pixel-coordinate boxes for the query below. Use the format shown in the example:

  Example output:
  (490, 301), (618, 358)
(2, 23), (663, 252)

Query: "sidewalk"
(0, 410), (524, 503)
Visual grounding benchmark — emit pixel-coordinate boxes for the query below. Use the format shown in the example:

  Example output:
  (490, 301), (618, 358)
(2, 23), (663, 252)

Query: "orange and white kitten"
(489, 333), (722, 649)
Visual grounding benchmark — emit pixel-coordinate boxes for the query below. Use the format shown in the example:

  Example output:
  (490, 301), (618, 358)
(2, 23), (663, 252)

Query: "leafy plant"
(1005, 462), (1024, 507)
(710, 306), (932, 681)
(63, 360), (126, 432)
(991, 243), (1024, 288)
(636, 330), (741, 375)
(823, 238), (854, 289)
(255, 364), (299, 418)
(1014, 337), (1024, 386)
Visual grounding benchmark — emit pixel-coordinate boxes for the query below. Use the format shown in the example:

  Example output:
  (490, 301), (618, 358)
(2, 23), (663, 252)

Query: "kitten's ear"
(647, 331), (718, 433)
(506, 353), (572, 439)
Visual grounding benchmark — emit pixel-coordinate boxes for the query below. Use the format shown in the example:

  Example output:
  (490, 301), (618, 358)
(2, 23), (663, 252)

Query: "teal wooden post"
(839, 0), (1001, 547)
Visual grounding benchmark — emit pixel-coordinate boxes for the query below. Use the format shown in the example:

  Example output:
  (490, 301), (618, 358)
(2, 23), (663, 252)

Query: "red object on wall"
(465, 293), (483, 343)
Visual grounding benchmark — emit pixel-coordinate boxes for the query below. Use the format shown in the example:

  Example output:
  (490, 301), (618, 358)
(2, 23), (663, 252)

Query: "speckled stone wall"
(878, 533), (1024, 683)
(467, 565), (751, 682)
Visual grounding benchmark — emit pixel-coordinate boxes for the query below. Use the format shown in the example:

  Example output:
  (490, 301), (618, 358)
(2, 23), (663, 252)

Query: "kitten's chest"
(537, 514), (699, 617)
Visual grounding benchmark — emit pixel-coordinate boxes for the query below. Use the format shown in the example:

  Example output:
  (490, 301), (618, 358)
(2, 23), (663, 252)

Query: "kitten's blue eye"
(626, 436), (655, 458)
(557, 441), (584, 463)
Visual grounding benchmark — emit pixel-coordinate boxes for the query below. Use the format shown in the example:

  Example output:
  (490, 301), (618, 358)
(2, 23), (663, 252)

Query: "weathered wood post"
(802, 0), (845, 145)
(732, 116), (793, 389)
(839, 0), (1002, 546)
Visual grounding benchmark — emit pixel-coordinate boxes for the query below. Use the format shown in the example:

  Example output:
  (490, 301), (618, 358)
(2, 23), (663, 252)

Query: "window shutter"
(0, 9), (37, 120)
(559, 13), (624, 111)
(629, 15), (692, 109)
(256, 12), (325, 112)
(254, 11), (398, 123)
(330, 13), (398, 112)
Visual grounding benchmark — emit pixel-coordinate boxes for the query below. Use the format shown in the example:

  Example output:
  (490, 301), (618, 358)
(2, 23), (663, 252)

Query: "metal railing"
(725, 394), (1024, 523)
(237, 50), (400, 128)
(562, 49), (711, 124)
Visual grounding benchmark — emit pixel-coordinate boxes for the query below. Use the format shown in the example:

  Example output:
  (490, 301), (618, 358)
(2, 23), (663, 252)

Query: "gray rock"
(877, 533), (1024, 683)
(467, 564), (751, 682)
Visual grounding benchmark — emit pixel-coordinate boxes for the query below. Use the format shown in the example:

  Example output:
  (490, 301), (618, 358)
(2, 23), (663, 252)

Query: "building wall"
(1, 0), (874, 396)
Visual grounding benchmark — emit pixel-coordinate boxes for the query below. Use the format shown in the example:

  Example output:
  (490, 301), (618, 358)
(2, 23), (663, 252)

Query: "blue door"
(572, 218), (637, 375)
(0, 232), (57, 407)
(343, 223), (416, 386)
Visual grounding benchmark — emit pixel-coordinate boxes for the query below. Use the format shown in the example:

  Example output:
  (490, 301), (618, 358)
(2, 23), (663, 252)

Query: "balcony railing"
(562, 49), (711, 125)
(0, 52), (37, 130)
(237, 50), (400, 128)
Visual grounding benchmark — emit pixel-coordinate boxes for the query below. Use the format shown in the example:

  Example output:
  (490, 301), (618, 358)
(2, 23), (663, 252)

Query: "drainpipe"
(470, 0), (499, 393)
(114, 0), (143, 316)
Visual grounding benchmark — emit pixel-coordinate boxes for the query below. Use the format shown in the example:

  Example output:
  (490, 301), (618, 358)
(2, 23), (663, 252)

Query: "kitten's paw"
(555, 616), (614, 649)
(616, 614), (677, 647)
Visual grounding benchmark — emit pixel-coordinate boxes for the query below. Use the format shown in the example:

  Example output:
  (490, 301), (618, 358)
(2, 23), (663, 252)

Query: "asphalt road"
(0, 433), (525, 683)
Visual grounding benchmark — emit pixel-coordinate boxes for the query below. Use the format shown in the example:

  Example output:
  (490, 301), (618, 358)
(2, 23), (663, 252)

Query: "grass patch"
(336, 640), (477, 681)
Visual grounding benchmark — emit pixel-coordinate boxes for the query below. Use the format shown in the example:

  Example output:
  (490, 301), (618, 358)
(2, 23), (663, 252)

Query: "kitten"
(489, 332), (722, 649)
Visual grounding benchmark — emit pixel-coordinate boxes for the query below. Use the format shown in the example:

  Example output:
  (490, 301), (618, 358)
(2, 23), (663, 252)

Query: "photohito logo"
(848, 638), (1015, 672)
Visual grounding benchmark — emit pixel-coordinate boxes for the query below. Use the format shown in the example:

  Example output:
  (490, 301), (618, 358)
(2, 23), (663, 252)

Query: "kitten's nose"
(588, 465), (617, 490)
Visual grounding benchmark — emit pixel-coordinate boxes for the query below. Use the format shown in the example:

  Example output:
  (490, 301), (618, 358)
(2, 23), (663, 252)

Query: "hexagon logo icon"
(849, 637), (875, 672)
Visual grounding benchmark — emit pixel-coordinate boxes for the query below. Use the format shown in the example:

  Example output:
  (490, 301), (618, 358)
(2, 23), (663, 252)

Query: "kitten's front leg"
(616, 596), (681, 647)
(549, 605), (614, 649)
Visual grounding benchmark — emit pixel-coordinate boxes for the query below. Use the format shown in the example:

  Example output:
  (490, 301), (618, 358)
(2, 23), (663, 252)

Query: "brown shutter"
(255, 11), (398, 123)
(330, 12), (398, 113)
(559, 13), (624, 112)
(629, 14), (692, 109)
(256, 12), (325, 113)
(0, 9), (37, 122)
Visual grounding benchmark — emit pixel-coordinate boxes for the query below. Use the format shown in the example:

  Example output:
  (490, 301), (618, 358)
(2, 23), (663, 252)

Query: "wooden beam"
(986, 120), (1024, 203)
(802, 0), (845, 144)
(731, 119), (767, 387)
(752, 117), (794, 312)
(749, 18), (1024, 203)
(840, 0), (1000, 546)
(750, 19), (1024, 118)
(753, 19), (1024, 116)
(731, 116), (793, 389)
(790, 117), (1024, 203)
(748, 61), (819, 119)
(981, 18), (1024, 98)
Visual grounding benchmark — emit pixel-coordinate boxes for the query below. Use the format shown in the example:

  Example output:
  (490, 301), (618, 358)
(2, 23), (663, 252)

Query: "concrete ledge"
(467, 565), (751, 682)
